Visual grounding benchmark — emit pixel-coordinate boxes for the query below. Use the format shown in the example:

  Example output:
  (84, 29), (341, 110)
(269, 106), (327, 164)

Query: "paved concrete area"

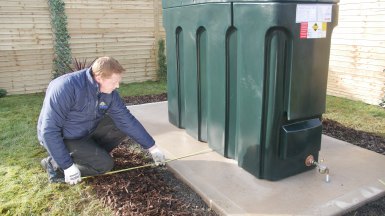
(129, 102), (385, 216)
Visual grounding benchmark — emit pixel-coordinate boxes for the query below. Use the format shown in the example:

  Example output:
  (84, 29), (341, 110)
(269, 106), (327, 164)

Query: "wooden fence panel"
(0, 0), (54, 94)
(328, 0), (385, 105)
(0, 0), (166, 94)
(65, 0), (165, 83)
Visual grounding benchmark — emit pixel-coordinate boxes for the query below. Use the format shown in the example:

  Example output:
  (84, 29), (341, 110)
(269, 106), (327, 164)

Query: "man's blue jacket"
(37, 68), (155, 170)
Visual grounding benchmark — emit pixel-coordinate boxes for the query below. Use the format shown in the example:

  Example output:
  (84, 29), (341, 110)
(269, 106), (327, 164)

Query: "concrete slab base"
(128, 102), (385, 216)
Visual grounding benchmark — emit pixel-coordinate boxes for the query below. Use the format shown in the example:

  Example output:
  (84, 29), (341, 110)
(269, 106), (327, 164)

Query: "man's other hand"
(64, 164), (81, 185)
(149, 146), (166, 166)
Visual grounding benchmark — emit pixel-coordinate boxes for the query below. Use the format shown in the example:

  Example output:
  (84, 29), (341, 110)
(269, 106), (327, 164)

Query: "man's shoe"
(40, 157), (65, 183)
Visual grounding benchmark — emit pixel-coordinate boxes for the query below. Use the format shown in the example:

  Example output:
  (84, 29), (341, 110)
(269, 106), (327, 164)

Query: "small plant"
(157, 39), (167, 81)
(0, 89), (7, 98)
(65, 58), (97, 72)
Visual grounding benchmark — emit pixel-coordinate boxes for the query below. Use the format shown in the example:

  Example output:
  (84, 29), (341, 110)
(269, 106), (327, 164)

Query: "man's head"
(92, 57), (124, 94)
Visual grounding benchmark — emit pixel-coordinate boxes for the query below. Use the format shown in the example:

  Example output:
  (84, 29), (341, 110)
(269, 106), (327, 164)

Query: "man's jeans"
(63, 115), (127, 176)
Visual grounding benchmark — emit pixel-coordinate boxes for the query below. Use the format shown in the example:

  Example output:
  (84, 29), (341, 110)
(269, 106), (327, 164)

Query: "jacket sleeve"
(40, 81), (74, 170)
(107, 92), (155, 149)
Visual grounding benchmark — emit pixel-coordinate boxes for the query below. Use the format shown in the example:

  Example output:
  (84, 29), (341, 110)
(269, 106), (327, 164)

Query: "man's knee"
(100, 156), (114, 173)
(76, 154), (114, 176)
(93, 155), (114, 174)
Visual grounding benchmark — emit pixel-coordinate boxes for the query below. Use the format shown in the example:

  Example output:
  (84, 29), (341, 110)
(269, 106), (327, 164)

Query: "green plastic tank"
(163, 0), (338, 180)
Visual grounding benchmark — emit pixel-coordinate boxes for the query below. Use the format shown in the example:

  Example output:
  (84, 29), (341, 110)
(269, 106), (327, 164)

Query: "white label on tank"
(296, 4), (332, 23)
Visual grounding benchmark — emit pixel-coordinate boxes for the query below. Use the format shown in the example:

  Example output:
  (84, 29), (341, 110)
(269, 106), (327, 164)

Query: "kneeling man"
(37, 56), (165, 184)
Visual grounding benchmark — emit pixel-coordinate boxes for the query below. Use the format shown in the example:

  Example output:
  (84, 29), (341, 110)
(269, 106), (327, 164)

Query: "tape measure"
(82, 148), (213, 180)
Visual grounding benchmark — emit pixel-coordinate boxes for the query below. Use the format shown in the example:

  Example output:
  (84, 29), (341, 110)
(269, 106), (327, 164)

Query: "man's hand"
(64, 164), (81, 185)
(149, 146), (166, 166)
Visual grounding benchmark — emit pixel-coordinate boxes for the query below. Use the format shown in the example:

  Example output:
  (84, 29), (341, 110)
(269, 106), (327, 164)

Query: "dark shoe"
(41, 157), (65, 183)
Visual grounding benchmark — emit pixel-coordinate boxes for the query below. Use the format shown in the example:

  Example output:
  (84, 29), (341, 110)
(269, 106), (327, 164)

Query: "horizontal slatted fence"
(65, 0), (163, 83)
(0, 0), (54, 94)
(327, 0), (385, 105)
(0, 0), (165, 94)
(1, 0), (383, 107)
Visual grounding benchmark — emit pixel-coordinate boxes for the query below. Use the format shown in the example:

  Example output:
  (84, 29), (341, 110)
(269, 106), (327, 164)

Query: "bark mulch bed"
(86, 93), (385, 215)
(123, 93), (167, 106)
(85, 142), (217, 216)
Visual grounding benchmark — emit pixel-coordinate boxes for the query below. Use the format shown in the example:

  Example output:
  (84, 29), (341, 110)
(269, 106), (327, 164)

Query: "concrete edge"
(165, 163), (226, 216)
(166, 161), (385, 216)
(327, 181), (385, 215)
(160, 145), (240, 215)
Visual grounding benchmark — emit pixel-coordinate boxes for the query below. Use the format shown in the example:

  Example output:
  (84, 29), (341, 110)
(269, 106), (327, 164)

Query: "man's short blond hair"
(91, 56), (125, 78)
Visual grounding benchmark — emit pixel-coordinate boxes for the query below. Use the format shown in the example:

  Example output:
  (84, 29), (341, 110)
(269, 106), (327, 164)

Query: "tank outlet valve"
(305, 155), (330, 183)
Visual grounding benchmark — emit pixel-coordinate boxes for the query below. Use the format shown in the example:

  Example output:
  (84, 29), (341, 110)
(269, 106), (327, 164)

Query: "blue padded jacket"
(37, 68), (155, 169)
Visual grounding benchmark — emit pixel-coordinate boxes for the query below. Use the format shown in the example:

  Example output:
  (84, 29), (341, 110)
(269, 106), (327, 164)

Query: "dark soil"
(86, 142), (216, 216)
(86, 93), (385, 215)
(123, 93), (167, 106)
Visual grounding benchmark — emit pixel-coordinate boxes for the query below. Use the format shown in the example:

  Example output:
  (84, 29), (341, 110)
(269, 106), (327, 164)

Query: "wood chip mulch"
(85, 142), (217, 216)
(123, 93), (167, 106)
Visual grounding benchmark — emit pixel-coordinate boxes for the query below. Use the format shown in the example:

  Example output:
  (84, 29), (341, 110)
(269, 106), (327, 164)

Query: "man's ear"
(94, 75), (102, 83)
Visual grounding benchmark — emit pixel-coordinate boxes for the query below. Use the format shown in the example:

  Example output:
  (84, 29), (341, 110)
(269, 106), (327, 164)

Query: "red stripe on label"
(300, 22), (308, 39)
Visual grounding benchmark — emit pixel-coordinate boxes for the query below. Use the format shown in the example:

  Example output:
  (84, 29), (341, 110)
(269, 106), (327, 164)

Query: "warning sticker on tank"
(296, 4), (332, 23)
(300, 22), (327, 39)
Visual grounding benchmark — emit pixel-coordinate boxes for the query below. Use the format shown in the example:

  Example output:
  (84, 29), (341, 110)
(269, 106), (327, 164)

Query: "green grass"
(117, 80), (167, 97)
(0, 80), (166, 215)
(324, 95), (385, 138)
(0, 94), (112, 215)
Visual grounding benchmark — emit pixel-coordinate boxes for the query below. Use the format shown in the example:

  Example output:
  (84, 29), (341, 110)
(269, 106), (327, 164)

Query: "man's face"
(95, 73), (122, 94)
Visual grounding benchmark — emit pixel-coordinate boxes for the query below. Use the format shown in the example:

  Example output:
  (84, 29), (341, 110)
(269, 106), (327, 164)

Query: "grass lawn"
(0, 79), (384, 215)
(324, 95), (385, 138)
